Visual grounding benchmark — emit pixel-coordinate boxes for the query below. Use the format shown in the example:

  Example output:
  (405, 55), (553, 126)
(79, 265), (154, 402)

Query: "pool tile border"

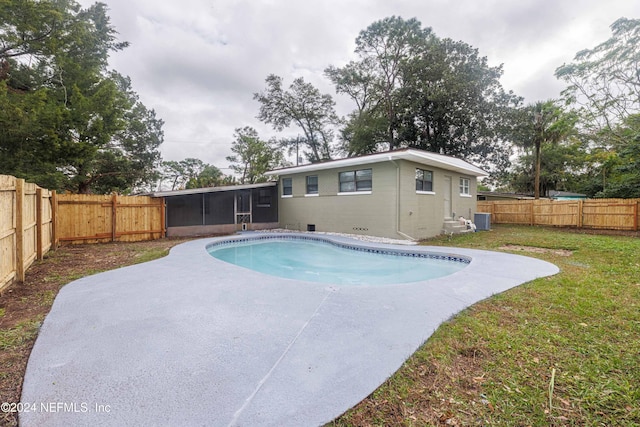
(206, 233), (471, 265)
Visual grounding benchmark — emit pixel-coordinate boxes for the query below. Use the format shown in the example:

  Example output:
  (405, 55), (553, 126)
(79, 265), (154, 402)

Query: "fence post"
(577, 200), (583, 228)
(111, 193), (118, 242)
(161, 197), (166, 238)
(15, 179), (25, 282)
(634, 201), (638, 232)
(36, 187), (43, 260)
(51, 190), (58, 249)
(530, 200), (534, 226)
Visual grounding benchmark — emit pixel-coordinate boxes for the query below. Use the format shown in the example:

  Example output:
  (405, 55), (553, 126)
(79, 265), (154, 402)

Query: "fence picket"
(478, 198), (640, 230)
(1, 174), (164, 290)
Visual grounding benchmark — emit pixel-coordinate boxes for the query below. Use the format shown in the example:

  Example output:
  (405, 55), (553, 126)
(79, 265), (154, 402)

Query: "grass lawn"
(331, 225), (640, 426)
(1, 226), (638, 426)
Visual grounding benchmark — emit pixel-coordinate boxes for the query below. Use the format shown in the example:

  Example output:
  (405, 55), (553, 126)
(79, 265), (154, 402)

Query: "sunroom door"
(235, 190), (252, 229)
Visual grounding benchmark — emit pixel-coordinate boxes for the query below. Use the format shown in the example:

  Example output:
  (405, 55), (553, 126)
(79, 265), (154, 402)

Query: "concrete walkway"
(21, 233), (558, 426)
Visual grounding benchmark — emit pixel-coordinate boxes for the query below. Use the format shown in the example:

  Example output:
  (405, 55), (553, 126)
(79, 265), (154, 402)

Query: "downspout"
(389, 157), (417, 241)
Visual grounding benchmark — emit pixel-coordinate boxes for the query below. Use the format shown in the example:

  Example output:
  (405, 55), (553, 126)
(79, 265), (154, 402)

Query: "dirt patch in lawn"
(499, 244), (573, 257)
(0, 237), (193, 427)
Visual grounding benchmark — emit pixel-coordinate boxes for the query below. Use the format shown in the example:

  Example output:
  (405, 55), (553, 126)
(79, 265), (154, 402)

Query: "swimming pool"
(207, 235), (469, 285)
(22, 233), (560, 427)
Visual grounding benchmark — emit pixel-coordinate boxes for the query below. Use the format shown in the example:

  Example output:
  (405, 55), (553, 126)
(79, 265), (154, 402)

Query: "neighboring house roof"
(478, 191), (535, 200)
(148, 182), (276, 198)
(265, 148), (488, 177)
(548, 190), (587, 199)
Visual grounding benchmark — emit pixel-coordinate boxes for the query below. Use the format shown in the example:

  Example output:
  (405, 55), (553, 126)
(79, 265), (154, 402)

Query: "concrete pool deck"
(21, 233), (559, 426)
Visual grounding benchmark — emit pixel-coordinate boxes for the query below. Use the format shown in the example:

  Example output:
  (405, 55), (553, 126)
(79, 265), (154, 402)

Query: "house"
(477, 191), (535, 201)
(149, 182), (278, 237)
(265, 148), (488, 240)
(548, 190), (587, 200)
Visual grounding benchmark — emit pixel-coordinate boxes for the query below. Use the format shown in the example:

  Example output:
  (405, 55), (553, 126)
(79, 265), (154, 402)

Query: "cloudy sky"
(78, 0), (640, 173)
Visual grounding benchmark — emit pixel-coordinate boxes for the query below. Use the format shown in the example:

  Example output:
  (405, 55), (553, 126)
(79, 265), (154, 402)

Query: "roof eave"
(148, 181), (276, 198)
(266, 149), (488, 178)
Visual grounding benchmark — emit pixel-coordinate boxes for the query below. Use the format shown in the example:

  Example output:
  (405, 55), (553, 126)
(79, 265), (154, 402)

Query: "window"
(459, 177), (470, 196)
(306, 175), (318, 194)
(339, 169), (372, 193)
(282, 178), (292, 196)
(416, 169), (433, 192)
(257, 189), (271, 207)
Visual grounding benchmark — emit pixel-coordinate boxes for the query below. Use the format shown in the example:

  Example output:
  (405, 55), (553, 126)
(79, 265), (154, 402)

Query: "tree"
(594, 114), (640, 198)
(191, 165), (224, 189)
(0, 0), (162, 193)
(253, 74), (339, 162)
(510, 101), (577, 198)
(325, 58), (377, 115)
(553, 18), (640, 198)
(326, 59), (388, 155)
(508, 138), (585, 196)
(351, 17), (428, 150)
(326, 16), (521, 175)
(226, 127), (285, 184)
(555, 18), (640, 135)
(161, 158), (223, 190)
(397, 37), (520, 170)
(69, 72), (164, 194)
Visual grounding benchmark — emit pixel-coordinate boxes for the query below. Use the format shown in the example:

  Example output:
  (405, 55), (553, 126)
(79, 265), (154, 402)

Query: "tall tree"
(0, 0), (162, 193)
(555, 17), (640, 135)
(253, 74), (339, 162)
(161, 158), (223, 190)
(511, 101), (577, 198)
(509, 138), (585, 196)
(226, 127), (285, 184)
(594, 114), (640, 198)
(351, 17), (428, 150)
(397, 37), (520, 171)
(326, 16), (521, 176)
(554, 17), (640, 198)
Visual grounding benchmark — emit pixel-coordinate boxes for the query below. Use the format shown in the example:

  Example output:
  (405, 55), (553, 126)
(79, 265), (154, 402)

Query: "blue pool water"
(207, 238), (467, 285)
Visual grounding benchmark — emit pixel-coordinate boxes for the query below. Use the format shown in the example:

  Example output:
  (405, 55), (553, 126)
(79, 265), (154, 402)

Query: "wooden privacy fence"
(1, 176), (54, 291)
(56, 194), (165, 244)
(1, 174), (166, 290)
(478, 199), (640, 231)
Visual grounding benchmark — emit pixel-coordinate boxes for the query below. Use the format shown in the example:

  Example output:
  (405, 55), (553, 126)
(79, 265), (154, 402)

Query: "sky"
(78, 0), (640, 175)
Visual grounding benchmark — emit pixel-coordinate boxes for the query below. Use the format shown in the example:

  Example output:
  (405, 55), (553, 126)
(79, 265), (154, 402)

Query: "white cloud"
(79, 0), (640, 169)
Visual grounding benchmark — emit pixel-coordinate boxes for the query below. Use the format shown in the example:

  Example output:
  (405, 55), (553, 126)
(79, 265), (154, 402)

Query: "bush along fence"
(478, 199), (640, 231)
(0, 174), (165, 291)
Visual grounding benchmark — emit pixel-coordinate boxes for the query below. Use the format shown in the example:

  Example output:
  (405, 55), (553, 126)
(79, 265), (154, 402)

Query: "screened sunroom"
(150, 182), (278, 237)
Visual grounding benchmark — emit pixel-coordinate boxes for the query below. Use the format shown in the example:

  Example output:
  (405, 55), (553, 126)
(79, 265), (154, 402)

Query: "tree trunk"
(534, 142), (541, 199)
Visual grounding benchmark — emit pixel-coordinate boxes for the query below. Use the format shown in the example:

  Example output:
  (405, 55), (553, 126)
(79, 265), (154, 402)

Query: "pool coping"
(21, 232), (560, 427)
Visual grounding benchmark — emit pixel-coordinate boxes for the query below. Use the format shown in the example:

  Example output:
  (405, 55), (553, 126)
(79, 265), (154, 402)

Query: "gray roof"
(478, 191), (535, 200)
(548, 190), (587, 198)
(148, 182), (276, 198)
(266, 148), (488, 177)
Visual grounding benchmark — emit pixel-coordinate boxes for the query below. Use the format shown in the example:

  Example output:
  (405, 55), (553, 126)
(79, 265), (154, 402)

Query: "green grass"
(331, 225), (640, 426)
(0, 321), (41, 351)
(130, 247), (172, 265)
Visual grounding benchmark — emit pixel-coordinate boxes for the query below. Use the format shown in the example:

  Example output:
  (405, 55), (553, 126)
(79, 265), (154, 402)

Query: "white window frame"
(306, 175), (318, 195)
(459, 177), (471, 197)
(416, 168), (435, 194)
(339, 169), (372, 194)
(282, 177), (293, 198)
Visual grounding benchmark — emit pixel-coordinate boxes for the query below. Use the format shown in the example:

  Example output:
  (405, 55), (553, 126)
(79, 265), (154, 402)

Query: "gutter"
(388, 156), (417, 242)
